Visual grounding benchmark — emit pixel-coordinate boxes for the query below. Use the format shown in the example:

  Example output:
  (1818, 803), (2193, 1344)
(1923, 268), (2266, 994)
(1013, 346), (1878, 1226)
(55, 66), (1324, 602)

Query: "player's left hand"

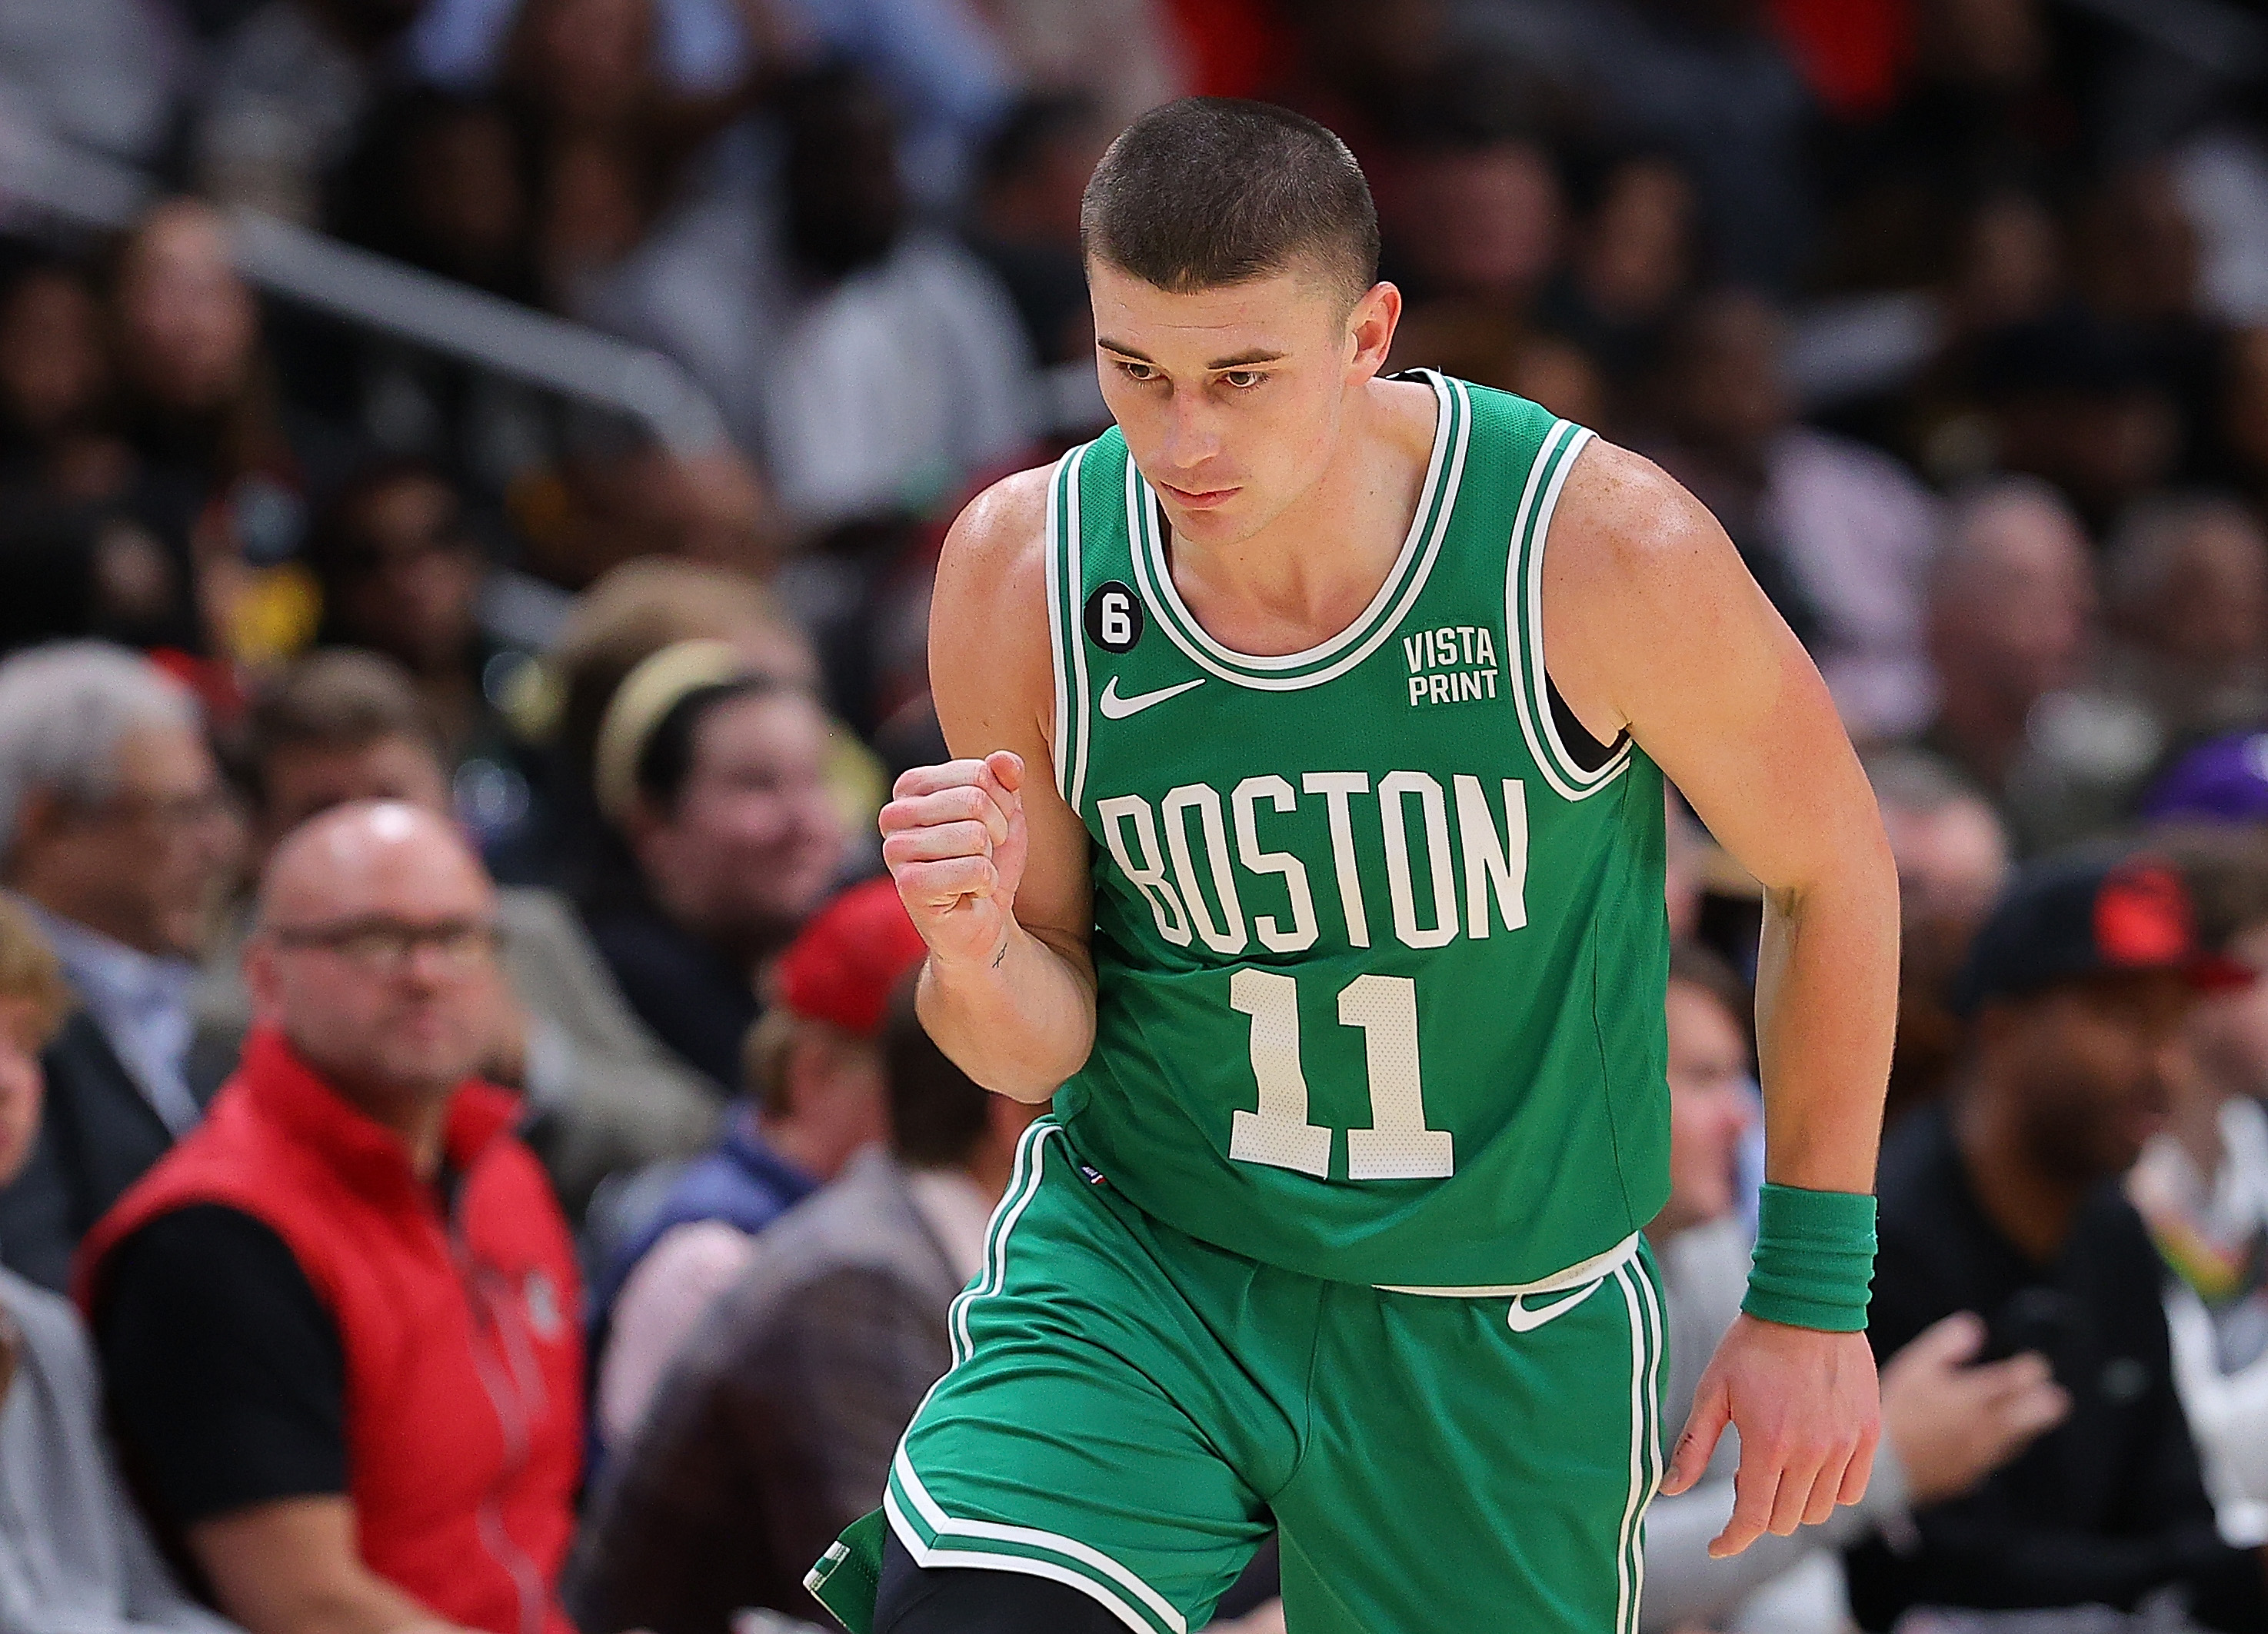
(1657, 1313), (1880, 1558)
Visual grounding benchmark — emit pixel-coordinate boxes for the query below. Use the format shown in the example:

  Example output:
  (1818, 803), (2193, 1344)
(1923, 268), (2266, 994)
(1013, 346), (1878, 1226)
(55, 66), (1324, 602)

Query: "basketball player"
(808, 98), (1897, 1634)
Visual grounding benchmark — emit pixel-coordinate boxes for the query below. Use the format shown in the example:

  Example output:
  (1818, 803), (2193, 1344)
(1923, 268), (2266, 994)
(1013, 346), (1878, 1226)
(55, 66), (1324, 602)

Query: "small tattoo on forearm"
(992, 943), (1007, 969)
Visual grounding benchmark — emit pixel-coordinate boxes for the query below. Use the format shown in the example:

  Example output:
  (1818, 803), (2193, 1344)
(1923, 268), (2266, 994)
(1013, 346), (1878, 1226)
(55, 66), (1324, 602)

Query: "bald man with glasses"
(78, 801), (584, 1634)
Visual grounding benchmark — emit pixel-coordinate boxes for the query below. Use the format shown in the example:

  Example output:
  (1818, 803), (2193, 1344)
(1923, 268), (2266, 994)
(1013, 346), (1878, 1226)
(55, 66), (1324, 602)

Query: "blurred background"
(5, 0), (2268, 877)
(3, 0), (2267, 858)
(5, 3), (2268, 1634)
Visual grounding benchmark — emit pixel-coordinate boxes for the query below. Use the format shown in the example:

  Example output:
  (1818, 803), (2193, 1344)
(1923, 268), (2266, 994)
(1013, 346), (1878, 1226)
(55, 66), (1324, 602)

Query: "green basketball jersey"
(1041, 371), (1670, 1289)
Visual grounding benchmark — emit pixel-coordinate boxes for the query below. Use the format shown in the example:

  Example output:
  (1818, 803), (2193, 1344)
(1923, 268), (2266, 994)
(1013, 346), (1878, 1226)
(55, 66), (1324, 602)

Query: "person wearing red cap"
(592, 877), (929, 1450)
(1848, 851), (2268, 1631)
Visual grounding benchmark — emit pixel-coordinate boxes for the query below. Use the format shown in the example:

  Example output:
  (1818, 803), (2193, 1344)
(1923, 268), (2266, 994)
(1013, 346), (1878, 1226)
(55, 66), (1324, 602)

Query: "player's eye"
(1221, 370), (1266, 391)
(1116, 359), (1160, 383)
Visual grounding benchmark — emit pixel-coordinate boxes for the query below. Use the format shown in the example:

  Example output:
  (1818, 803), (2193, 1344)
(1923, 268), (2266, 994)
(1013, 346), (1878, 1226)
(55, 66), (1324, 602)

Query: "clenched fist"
(878, 750), (1031, 972)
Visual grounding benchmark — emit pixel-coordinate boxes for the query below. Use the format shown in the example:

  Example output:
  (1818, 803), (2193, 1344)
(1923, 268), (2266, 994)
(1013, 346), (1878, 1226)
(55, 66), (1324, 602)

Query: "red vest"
(78, 1028), (583, 1634)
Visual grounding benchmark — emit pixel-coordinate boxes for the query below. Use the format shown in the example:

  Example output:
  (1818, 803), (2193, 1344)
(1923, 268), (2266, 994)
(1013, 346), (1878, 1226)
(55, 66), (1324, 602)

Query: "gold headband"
(591, 637), (751, 827)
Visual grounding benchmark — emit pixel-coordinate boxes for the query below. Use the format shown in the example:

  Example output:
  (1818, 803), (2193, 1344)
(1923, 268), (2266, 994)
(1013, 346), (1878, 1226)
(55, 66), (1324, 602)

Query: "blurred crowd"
(2, 1), (2268, 1632)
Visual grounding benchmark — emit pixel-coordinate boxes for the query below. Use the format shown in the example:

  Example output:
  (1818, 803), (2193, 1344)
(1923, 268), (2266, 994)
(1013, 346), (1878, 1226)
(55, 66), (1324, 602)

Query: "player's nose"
(1159, 390), (1224, 468)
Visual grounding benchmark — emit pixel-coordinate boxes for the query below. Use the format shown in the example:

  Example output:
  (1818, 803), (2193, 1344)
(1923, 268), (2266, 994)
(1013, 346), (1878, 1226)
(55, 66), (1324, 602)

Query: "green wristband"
(1741, 1183), (1877, 1333)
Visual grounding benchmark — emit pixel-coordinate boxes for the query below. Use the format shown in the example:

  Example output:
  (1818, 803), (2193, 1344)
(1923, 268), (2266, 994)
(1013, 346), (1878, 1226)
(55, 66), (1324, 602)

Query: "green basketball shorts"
(808, 1119), (1668, 1634)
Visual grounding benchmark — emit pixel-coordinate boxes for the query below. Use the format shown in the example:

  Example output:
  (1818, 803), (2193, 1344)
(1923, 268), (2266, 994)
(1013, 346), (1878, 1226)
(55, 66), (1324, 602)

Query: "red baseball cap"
(774, 877), (929, 1036)
(1952, 852), (2255, 1013)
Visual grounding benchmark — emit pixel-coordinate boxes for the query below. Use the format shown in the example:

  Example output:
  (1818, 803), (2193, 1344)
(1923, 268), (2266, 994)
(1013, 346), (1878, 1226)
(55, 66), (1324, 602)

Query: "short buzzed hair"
(1080, 98), (1379, 305)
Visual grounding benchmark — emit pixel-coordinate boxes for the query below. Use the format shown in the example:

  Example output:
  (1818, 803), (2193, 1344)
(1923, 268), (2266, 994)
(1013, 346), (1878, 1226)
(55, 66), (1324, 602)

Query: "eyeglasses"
(268, 917), (502, 974)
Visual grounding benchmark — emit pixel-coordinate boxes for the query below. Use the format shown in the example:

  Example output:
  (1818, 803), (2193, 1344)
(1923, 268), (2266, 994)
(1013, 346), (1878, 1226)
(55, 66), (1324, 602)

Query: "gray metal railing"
(0, 111), (729, 454)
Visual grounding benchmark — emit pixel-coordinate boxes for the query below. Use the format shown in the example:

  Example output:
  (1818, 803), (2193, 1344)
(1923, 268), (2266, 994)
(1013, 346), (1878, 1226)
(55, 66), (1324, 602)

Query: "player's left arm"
(1543, 438), (1898, 1558)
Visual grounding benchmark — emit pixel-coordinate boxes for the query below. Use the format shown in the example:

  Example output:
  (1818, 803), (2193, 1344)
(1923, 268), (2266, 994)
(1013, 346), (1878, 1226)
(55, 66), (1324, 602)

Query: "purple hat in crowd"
(2139, 731), (2268, 825)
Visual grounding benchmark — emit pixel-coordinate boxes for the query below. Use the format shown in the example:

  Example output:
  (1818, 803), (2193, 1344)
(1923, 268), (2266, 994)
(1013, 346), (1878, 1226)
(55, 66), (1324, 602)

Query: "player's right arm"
(880, 467), (1097, 1103)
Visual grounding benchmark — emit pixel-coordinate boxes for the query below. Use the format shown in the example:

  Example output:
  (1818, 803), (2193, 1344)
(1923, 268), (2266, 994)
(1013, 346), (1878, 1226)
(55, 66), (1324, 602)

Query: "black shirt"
(95, 1204), (348, 1526)
(1846, 1106), (2268, 1632)
(578, 896), (761, 1093)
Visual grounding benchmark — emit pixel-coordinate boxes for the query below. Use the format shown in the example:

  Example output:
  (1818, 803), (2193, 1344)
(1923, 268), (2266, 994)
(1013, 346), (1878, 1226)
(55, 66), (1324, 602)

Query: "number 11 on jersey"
(1227, 968), (1456, 1182)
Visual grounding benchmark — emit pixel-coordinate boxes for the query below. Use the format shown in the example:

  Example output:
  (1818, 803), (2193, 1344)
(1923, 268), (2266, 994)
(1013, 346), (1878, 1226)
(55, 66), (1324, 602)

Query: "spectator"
(2010, 494), (2268, 854)
(1539, 150), (1700, 397)
(497, 0), (798, 307)
(0, 501), (185, 658)
(108, 201), (350, 661)
(1384, 114), (1565, 320)
(2133, 806), (2268, 1543)
(1868, 748), (2013, 1126)
(2216, 327), (2268, 515)
(0, 258), (133, 505)
(1560, 0), (1814, 292)
(978, 0), (1184, 137)
(964, 92), (1111, 371)
(2104, 496), (2268, 745)
(81, 800), (583, 1634)
(1644, 288), (1943, 740)
(578, 637), (847, 1089)
(1643, 940), (2066, 1632)
(320, 90), (553, 497)
(331, 89), (541, 304)
(197, 649), (721, 1220)
(1921, 475), (2096, 839)
(757, 65), (1037, 528)
(0, 644), (240, 1291)
(499, 557), (818, 888)
(1848, 851), (2268, 1631)
(402, 0), (1017, 211)
(193, 0), (427, 223)
(569, 977), (1044, 1634)
(592, 874), (927, 1449)
(302, 458), (520, 775)
(517, 441), (784, 593)
(2077, 165), (2225, 482)
(569, 59), (1033, 524)
(1970, 311), (2184, 537)
(0, 894), (242, 1634)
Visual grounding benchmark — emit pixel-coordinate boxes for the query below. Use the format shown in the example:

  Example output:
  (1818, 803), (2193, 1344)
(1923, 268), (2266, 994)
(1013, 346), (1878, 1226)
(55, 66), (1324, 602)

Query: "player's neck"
(1161, 377), (1437, 658)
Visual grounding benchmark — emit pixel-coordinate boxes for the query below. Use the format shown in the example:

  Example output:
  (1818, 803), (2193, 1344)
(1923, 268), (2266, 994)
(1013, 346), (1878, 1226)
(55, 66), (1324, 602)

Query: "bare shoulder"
(1543, 435), (1792, 736)
(1550, 437), (1723, 591)
(930, 463), (1058, 754)
(934, 463), (1054, 617)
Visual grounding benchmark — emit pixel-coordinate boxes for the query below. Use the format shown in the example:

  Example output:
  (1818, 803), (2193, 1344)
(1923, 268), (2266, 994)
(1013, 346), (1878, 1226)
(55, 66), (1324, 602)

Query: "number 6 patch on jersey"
(1084, 581), (1144, 653)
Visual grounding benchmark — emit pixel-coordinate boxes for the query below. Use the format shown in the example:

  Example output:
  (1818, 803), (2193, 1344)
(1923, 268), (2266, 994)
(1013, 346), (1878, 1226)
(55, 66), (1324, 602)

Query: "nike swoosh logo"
(1097, 675), (1205, 720)
(1504, 1277), (1607, 1333)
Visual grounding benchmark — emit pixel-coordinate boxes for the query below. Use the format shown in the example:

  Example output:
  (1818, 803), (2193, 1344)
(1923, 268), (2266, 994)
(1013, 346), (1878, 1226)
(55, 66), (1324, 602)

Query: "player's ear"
(1347, 281), (1400, 379)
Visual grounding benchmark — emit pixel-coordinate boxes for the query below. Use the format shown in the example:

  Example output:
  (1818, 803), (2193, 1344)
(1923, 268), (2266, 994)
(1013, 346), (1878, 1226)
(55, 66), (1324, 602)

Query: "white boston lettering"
(1100, 765), (1534, 956)
(1097, 794), (1191, 945)
(1162, 784), (1247, 954)
(1299, 771), (1373, 949)
(1377, 770), (1457, 950)
(1231, 775), (1319, 953)
(1454, 774), (1528, 937)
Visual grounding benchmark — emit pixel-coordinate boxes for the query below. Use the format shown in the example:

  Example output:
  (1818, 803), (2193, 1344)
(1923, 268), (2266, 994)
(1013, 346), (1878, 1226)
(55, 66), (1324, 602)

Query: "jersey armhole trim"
(1505, 421), (1634, 801)
(1043, 447), (1094, 810)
